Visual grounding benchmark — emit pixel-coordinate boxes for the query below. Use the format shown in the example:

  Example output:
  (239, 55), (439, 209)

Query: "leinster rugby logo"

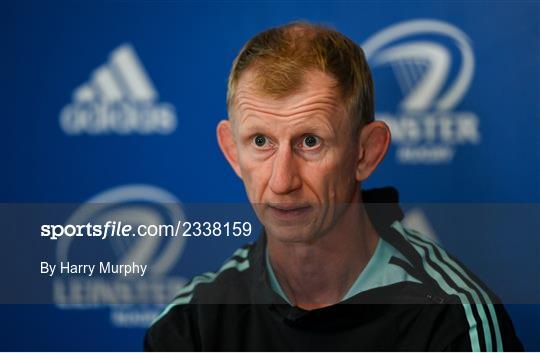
(363, 19), (481, 164)
(53, 184), (187, 327)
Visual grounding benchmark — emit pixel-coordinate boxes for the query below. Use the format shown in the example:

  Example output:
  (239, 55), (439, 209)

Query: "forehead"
(232, 69), (346, 124)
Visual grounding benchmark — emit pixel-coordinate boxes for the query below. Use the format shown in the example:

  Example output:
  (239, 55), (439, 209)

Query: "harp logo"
(363, 19), (481, 164)
(60, 44), (177, 135)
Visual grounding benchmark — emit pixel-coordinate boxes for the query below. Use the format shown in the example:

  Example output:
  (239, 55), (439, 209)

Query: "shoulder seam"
(150, 245), (251, 326)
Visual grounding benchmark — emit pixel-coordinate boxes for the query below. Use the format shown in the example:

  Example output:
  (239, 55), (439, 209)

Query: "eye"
(301, 135), (320, 149)
(253, 134), (268, 147)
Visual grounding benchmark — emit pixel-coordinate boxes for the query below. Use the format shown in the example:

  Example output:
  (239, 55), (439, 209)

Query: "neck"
(266, 193), (379, 310)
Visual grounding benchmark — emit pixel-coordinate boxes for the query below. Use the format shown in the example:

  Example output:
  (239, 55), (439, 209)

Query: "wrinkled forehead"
(231, 69), (346, 124)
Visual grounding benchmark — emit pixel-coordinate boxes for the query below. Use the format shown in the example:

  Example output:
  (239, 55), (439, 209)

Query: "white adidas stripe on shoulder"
(392, 221), (503, 352)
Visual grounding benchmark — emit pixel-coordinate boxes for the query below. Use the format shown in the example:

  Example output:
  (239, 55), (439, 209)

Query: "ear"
(217, 120), (242, 179)
(355, 121), (391, 182)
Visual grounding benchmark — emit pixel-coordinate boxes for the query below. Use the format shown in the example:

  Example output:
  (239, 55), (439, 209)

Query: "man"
(145, 22), (523, 351)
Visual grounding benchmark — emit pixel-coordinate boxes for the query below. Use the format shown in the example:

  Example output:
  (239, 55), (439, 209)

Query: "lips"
(266, 203), (312, 221)
(268, 203), (310, 211)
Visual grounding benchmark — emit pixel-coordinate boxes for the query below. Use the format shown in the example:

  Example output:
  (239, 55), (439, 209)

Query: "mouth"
(266, 203), (312, 221)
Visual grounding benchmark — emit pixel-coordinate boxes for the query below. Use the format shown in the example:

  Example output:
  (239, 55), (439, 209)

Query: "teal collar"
(265, 245), (293, 304)
(265, 232), (415, 304)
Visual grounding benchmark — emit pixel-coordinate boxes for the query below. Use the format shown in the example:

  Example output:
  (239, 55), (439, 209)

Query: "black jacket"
(145, 188), (523, 351)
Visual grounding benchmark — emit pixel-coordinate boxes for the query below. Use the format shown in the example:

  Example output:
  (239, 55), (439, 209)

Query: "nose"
(268, 145), (302, 195)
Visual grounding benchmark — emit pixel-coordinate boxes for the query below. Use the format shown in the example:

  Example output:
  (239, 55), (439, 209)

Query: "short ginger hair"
(226, 21), (375, 131)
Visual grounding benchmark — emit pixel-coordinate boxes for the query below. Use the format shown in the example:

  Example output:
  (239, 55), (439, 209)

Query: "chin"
(263, 222), (321, 244)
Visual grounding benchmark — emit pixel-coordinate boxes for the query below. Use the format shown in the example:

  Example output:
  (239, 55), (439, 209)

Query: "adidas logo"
(60, 43), (177, 135)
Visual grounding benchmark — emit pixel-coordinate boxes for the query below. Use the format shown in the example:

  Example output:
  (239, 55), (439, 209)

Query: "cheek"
(307, 150), (357, 202)
(238, 154), (270, 201)
(334, 152), (359, 200)
(300, 158), (337, 202)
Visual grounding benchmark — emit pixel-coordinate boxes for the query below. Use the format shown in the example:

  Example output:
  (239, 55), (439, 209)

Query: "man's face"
(229, 70), (361, 243)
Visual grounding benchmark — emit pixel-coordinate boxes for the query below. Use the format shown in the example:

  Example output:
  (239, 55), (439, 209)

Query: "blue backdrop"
(4, 0), (540, 350)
